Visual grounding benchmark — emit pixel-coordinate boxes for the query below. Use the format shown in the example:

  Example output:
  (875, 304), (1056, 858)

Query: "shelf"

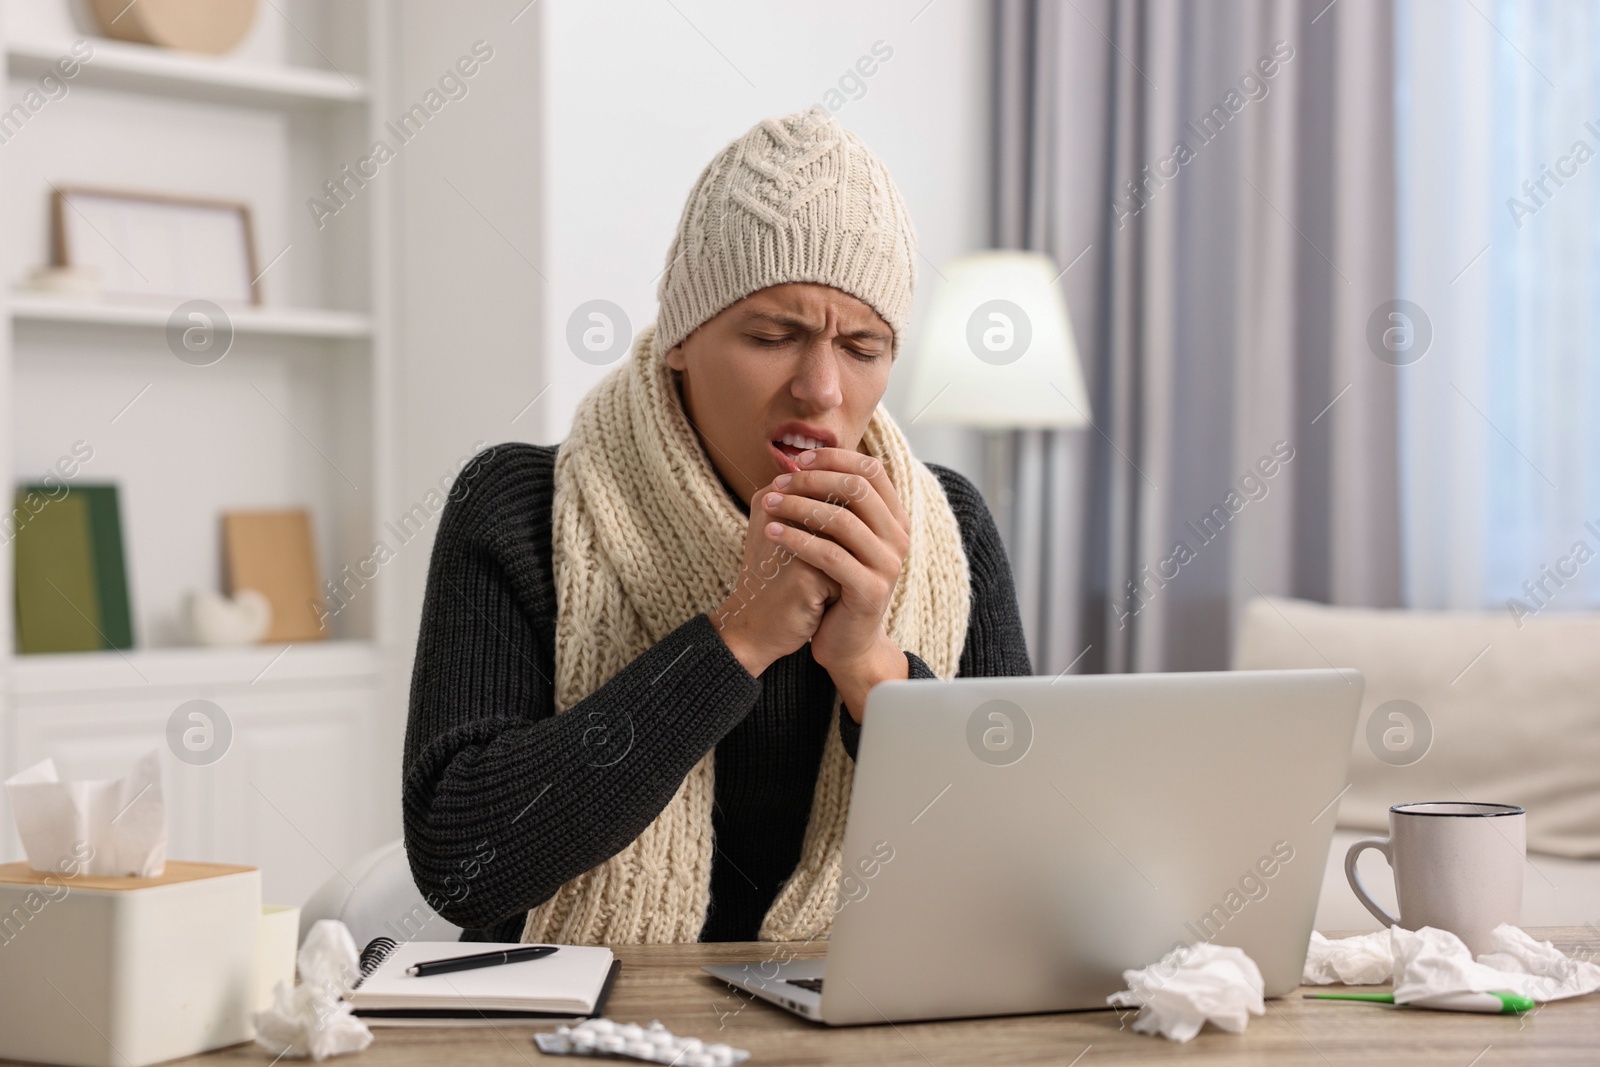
(10, 640), (382, 697)
(6, 38), (367, 109)
(8, 295), (371, 340)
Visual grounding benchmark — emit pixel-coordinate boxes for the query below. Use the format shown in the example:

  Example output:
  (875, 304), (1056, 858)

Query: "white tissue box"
(0, 860), (261, 1067)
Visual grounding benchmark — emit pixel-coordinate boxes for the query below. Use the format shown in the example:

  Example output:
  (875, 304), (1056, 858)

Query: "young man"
(404, 109), (1030, 945)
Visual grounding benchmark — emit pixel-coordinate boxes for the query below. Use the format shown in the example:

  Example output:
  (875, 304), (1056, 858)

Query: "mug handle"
(1344, 837), (1401, 927)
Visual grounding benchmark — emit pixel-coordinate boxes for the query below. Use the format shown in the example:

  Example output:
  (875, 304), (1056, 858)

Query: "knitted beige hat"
(655, 108), (917, 353)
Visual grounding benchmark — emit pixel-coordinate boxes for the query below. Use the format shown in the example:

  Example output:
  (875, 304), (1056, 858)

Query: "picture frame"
(51, 185), (261, 305)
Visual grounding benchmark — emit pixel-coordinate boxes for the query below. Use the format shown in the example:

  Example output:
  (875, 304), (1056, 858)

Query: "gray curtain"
(990, 0), (1403, 675)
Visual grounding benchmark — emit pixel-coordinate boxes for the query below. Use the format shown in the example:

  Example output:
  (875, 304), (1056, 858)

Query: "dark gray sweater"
(403, 443), (1031, 942)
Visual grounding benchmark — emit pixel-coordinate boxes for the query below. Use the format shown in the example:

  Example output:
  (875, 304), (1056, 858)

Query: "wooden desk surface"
(27, 928), (1600, 1066)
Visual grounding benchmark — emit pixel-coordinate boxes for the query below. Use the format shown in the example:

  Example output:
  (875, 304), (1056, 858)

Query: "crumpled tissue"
(1305, 925), (1600, 1003)
(254, 920), (374, 1060)
(1303, 928), (1393, 985)
(1107, 942), (1265, 1042)
(3, 751), (166, 876)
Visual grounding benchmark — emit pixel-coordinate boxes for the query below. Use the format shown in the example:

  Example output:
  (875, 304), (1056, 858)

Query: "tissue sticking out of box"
(4, 750), (167, 877)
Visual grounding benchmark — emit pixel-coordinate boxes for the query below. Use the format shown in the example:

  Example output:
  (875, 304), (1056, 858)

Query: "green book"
(12, 483), (135, 654)
(74, 484), (135, 650)
(13, 491), (103, 653)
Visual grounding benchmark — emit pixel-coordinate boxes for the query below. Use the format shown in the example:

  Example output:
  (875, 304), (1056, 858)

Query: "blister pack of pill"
(533, 1019), (749, 1066)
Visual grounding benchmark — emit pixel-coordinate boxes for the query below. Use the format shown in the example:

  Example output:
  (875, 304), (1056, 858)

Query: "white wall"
(388, 0), (542, 735)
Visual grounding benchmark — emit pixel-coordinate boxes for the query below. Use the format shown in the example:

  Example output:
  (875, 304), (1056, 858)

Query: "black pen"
(406, 945), (558, 977)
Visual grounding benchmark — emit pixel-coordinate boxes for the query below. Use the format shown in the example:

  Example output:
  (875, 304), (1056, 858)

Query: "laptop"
(704, 668), (1363, 1025)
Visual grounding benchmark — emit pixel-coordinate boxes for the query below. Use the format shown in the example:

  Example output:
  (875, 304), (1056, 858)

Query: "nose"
(789, 336), (843, 412)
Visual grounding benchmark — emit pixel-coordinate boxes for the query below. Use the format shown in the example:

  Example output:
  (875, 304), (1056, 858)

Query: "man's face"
(665, 283), (895, 504)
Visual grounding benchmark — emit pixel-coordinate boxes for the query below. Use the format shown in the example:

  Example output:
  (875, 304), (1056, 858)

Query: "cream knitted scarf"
(520, 326), (970, 945)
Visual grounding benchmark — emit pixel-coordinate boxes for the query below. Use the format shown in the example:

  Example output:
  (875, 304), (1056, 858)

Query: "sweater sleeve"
(402, 445), (762, 933)
(836, 463), (1033, 759)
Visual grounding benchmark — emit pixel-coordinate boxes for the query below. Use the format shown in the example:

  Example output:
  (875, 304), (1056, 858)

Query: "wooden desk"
(22, 928), (1600, 1066)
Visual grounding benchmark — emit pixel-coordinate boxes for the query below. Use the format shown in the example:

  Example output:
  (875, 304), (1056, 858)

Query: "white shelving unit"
(9, 294), (373, 338)
(0, 2), (397, 908)
(11, 639), (382, 696)
(6, 35), (368, 107)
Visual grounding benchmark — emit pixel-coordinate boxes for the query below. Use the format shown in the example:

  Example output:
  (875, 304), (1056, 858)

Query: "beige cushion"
(1233, 597), (1600, 858)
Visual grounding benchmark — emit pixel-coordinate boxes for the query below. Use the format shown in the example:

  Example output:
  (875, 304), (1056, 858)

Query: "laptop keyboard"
(787, 978), (824, 993)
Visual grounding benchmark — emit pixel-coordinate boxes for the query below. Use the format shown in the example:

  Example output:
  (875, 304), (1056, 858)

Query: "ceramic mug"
(1345, 801), (1525, 955)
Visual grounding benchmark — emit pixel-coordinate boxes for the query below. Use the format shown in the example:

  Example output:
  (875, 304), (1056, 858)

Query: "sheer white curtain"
(1397, 0), (1600, 612)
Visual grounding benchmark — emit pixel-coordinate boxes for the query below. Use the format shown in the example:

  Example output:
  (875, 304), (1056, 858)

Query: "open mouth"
(769, 429), (835, 471)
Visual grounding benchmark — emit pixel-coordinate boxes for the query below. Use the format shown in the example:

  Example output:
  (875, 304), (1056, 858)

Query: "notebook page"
(350, 941), (615, 1013)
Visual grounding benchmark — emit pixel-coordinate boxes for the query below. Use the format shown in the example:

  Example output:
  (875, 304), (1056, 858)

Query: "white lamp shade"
(904, 251), (1091, 429)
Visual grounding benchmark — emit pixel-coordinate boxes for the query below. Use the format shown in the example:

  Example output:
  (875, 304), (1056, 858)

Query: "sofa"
(1233, 596), (1600, 932)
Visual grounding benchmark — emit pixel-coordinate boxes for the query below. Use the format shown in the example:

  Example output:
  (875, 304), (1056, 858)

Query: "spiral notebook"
(349, 938), (620, 1027)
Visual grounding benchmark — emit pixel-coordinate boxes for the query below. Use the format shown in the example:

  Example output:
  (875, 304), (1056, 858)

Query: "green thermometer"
(1303, 991), (1536, 1014)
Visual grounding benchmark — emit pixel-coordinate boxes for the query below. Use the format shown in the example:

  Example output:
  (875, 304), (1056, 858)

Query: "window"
(1397, 0), (1600, 616)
